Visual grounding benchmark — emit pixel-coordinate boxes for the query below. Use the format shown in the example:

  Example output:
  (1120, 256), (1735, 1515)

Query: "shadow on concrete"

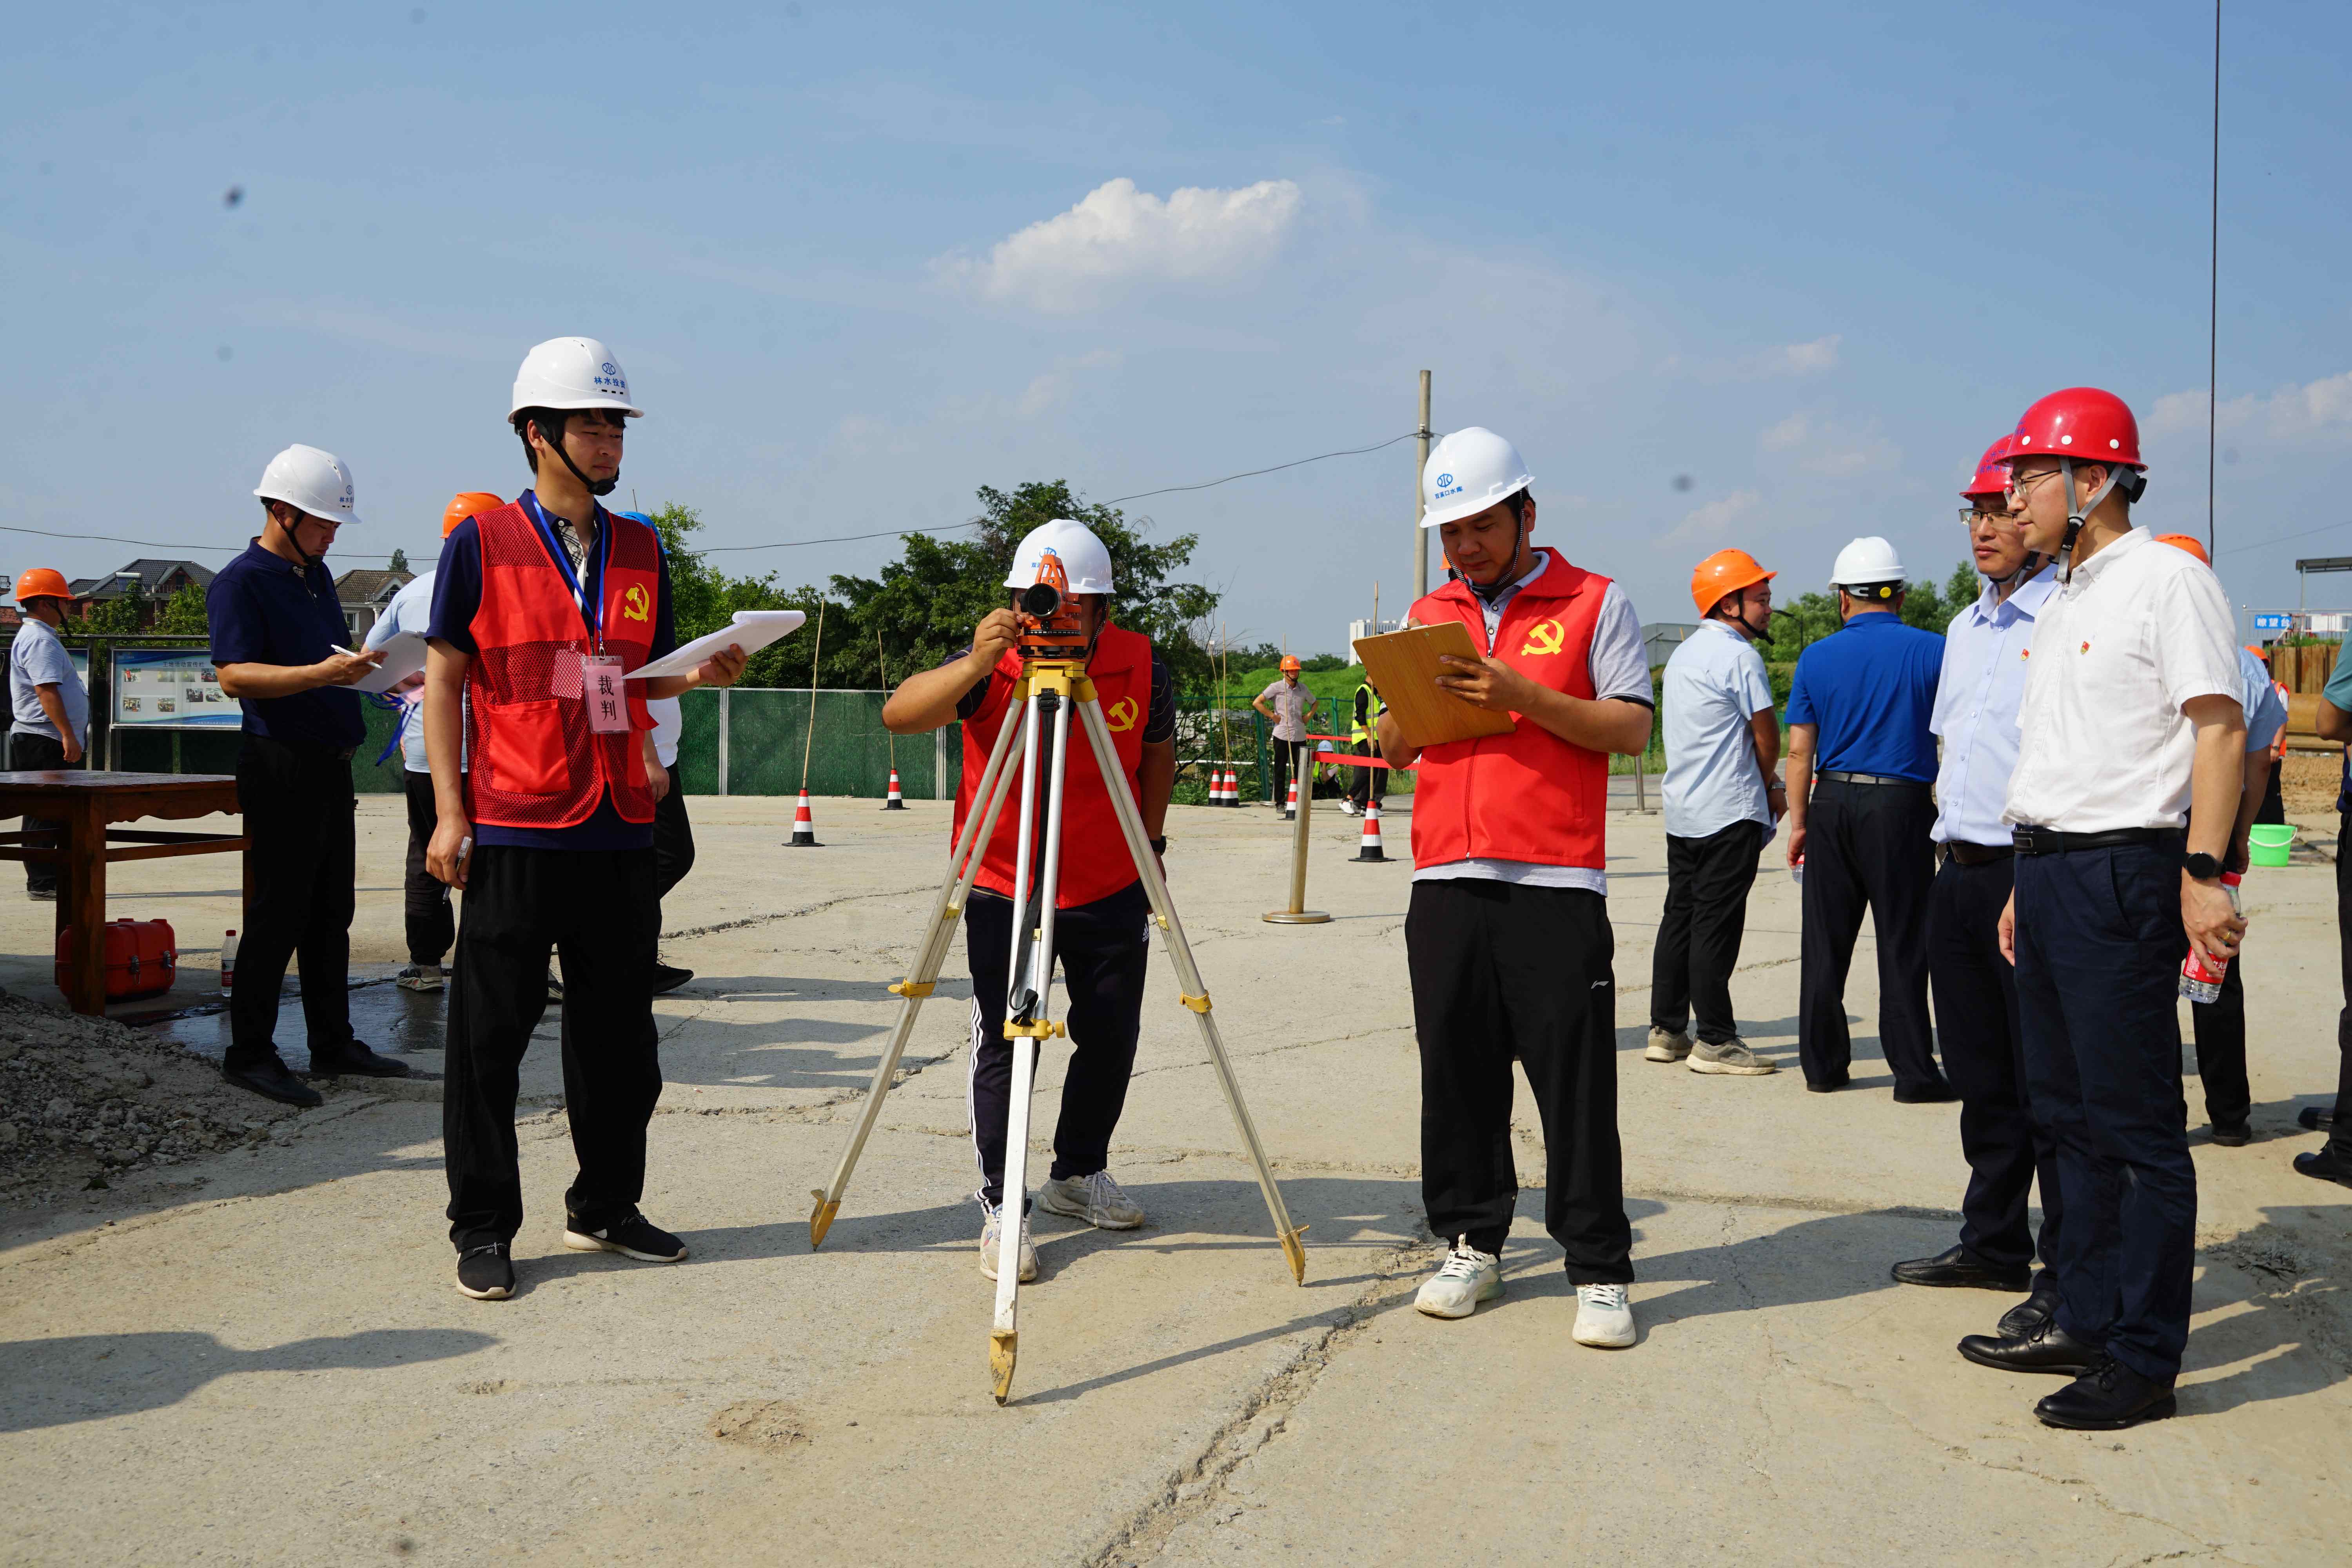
(0, 1327), (496, 1433)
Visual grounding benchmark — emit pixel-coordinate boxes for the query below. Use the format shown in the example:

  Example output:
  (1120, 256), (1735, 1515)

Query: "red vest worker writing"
(423, 338), (746, 1303)
(1377, 426), (1654, 1347)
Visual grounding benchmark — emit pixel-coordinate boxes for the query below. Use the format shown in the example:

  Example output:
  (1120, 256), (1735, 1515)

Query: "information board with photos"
(112, 648), (240, 729)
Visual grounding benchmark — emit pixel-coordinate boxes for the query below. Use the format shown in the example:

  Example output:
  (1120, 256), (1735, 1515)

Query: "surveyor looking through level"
(883, 518), (1178, 1281)
(1378, 425), (1651, 1348)
(424, 336), (747, 1304)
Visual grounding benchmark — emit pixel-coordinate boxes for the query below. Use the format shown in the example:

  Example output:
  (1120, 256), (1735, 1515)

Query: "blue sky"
(8, 1), (2350, 652)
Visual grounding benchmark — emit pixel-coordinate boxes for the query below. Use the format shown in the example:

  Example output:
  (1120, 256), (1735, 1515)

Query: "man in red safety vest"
(883, 518), (1178, 1283)
(1378, 426), (1655, 1347)
(423, 337), (745, 1303)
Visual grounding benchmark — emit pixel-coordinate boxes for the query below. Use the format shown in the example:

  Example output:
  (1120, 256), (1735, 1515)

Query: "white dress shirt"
(1660, 619), (1775, 840)
(1932, 567), (2056, 846)
(2003, 529), (2242, 833)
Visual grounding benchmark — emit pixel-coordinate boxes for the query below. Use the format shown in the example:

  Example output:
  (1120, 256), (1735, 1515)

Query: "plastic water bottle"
(220, 929), (238, 997)
(1792, 856), (1805, 887)
(2178, 873), (2243, 1004)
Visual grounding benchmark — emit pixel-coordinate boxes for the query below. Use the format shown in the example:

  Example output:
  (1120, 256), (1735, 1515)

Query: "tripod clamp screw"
(887, 979), (935, 999)
(1002, 1020), (1067, 1039)
(1180, 991), (1213, 1014)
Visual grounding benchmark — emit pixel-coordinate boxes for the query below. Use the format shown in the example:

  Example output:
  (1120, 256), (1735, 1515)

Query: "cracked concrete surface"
(1, 795), (2345, 1564)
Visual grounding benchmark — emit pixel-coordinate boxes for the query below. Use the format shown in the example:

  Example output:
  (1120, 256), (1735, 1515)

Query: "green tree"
(1772, 560), (1976, 661)
(388, 547), (409, 573)
(157, 581), (209, 635)
(80, 582), (149, 635)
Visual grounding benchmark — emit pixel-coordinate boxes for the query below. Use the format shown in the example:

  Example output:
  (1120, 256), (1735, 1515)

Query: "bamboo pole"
(877, 628), (895, 773)
(799, 599), (826, 792)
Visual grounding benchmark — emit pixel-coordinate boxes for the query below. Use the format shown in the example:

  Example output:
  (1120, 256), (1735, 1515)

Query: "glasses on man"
(1958, 506), (2018, 527)
(2005, 467), (2061, 505)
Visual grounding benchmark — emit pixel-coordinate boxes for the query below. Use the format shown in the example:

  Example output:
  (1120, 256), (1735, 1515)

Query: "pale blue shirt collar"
(1932, 564), (2055, 847)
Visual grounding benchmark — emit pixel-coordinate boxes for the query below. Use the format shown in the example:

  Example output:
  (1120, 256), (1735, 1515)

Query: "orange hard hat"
(2245, 644), (2267, 660)
(2153, 532), (2210, 566)
(443, 491), (504, 537)
(1279, 655), (1302, 673)
(14, 568), (72, 604)
(1690, 548), (1775, 618)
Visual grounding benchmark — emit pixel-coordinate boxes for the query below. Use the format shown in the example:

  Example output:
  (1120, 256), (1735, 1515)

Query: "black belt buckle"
(2011, 827), (2046, 856)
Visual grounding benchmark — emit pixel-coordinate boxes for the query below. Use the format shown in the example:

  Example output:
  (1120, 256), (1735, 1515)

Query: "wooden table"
(0, 771), (246, 1014)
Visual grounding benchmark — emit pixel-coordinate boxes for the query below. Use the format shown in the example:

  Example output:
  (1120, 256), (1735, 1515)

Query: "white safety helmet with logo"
(252, 443), (362, 526)
(1830, 536), (1906, 603)
(1004, 519), (1114, 595)
(1420, 427), (1534, 528)
(510, 337), (644, 418)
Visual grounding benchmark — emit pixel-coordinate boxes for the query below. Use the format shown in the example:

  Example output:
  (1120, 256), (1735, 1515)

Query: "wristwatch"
(2182, 851), (2223, 882)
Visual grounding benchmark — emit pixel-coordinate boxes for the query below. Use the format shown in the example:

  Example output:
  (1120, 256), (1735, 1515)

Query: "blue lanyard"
(520, 491), (613, 646)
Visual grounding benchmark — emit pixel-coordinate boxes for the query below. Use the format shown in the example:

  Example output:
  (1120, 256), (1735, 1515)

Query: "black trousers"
(2254, 758), (2285, 827)
(230, 735), (355, 1070)
(1270, 739), (1309, 808)
(2014, 842), (2196, 1379)
(443, 845), (663, 1250)
(400, 771), (453, 967)
(6, 731), (76, 891)
(1651, 819), (1765, 1045)
(653, 764), (694, 901)
(964, 880), (1150, 1207)
(1928, 853), (2063, 1272)
(1798, 778), (1938, 1091)
(1347, 739), (1387, 809)
(2332, 810), (2352, 1157)
(1406, 878), (1632, 1283)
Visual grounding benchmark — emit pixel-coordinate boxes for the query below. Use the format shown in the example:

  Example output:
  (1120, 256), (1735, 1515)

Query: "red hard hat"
(1961, 436), (2014, 502)
(2009, 387), (2143, 470)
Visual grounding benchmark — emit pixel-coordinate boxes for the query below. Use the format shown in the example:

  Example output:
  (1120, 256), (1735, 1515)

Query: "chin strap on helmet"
(265, 506), (323, 574)
(536, 412), (620, 499)
(2055, 458), (2144, 584)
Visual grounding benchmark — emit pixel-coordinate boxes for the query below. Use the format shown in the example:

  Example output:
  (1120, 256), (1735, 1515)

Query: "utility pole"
(1413, 370), (1432, 604)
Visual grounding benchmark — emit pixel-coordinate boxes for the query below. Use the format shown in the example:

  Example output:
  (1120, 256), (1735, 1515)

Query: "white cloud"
(2151, 370), (2352, 443)
(1016, 350), (1123, 418)
(934, 177), (1304, 313)
(1757, 410), (1898, 475)
(1658, 488), (1764, 548)
(1771, 335), (1841, 374)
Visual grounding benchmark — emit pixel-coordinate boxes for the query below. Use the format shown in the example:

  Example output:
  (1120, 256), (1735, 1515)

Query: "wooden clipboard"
(1351, 623), (1517, 749)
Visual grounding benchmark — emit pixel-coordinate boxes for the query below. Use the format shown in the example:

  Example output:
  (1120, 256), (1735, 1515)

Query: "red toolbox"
(55, 919), (178, 1002)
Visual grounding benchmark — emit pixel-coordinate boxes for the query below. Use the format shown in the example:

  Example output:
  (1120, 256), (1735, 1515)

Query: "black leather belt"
(1940, 842), (2013, 867)
(1820, 770), (1929, 788)
(2010, 826), (2180, 856)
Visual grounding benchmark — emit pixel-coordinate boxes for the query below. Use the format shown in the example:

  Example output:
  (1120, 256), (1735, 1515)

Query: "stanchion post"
(1264, 742), (1330, 925)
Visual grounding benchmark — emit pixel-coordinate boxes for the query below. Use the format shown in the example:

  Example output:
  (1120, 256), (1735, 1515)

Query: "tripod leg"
(809, 701), (1030, 1248)
(1076, 698), (1309, 1285)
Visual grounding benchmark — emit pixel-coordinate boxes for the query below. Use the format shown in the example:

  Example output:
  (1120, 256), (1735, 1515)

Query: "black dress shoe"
(2299, 1106), (2337, 1132)
(2034, 1354), (2176, 1430)
(2209, 1117), (2252, 1147)
(651, 962), (694, 995)
(1805, 1076), (1850, 1094)
(305, 1038), (412, 1079)
(222, 1056), (324, 1108)
(2293, 1144), (2352, 1189)
(1996, 1272), (2062, 1338)
(1957, 1316), (2103, 1376)
(1892, 1245), (2030, 1292)
(1893, 1077), (1960, 1104)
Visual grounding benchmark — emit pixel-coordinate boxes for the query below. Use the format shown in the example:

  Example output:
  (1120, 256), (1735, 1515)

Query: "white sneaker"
(1573, 1282), (1636, 1347)
(1340, 800), (1359, 816)
(1414, 1238), (1503, 1319)
(1644, 1027), (1692, 1063)
(979, 1198), (1037, 1282)
(1038, 1169), (1145, 1230)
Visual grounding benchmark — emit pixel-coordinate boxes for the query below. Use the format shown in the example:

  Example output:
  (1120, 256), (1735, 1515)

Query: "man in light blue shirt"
(7, 570), (91, 900)
(1891, 465), (2065, 1325)
(1649, 548), (1784, 1076)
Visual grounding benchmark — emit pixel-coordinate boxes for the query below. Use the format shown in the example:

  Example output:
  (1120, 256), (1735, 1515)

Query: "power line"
(1102, 432), (1419, 505)
(2216, 518), (2345, 557)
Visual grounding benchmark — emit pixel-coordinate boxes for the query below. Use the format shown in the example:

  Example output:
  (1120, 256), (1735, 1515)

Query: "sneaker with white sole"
(1644, 1026), (1692, 1063)
(396, 963), (443, 992)
(1690, 1036), (1776, 1076)
(1573, 1282), (1636, 1347)
(979, 1198), (1038, 1282)
(456, 1241), (515, 1300)
(1415, 1238), (1503, 1319)
(1038, 1169), (1146, 1230)
(562, 1209), (688, 1262)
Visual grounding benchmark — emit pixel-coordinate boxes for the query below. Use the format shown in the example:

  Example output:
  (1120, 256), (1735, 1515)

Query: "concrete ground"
(1, 791), (2347, 1566)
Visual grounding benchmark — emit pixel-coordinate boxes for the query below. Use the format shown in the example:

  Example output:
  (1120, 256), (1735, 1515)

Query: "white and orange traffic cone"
(1282, 773), (1298, 819)
(787, 789), (823, 847)
(882, 769), (906, 810)
(1352, 800), (1387, 862)
(1217, 767), (1236, 807)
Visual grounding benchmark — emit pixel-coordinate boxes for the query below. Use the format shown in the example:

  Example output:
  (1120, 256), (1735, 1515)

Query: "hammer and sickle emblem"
(1519, 618), (1566, 657)
(1105, 696), (1140, 732)
(621, 584), (651, 622)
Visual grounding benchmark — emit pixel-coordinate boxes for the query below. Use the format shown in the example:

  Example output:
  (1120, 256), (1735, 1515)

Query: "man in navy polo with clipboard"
(423, 338), (745, 1303)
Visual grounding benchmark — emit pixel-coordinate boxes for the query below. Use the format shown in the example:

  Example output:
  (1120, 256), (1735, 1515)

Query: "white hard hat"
(252, 443), (361, 526)
(1830, 536), (1905, 587)
(1420, 427), (1533, 528)
(510, 337), (643, 417)
(1003, 519), (1114, 595)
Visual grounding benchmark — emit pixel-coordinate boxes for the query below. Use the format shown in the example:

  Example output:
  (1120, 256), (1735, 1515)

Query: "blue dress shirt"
(1931, 568), (2056, 846)
(1786, 610), (1944, 783)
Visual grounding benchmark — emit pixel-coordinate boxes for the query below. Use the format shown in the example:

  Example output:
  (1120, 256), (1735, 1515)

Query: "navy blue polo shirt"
(206, 539), (365, 750)
(426, 495), (676, 851)
(1785, 610), (1943, 782)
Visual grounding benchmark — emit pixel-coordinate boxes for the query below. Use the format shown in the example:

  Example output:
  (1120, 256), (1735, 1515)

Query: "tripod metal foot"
(808, 1190), (841, 1250)
(989, 1329), (1018, 1405)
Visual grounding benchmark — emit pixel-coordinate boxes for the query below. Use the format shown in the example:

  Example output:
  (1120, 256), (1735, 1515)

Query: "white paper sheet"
(624, 609), (806, 680)
(349, 633), (427, 694)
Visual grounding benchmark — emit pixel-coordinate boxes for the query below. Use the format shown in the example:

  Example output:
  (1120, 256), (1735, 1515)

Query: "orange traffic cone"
(882, 769), (906, 810)
(1217, 767), (1236, 806)
(1282, 773), (1298, 819)
(1352, 800), (1387, 862)
(787, 789), (823, 847)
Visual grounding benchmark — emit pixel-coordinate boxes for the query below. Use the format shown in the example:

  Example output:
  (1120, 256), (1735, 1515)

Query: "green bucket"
(2249, 824), (2296, 867)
